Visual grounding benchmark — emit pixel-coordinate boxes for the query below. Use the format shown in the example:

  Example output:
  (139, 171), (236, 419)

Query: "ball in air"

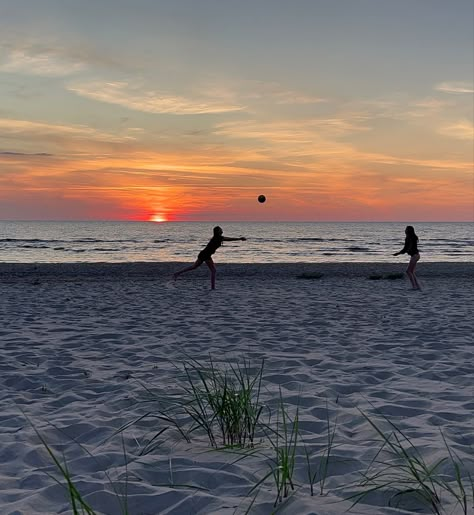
(257, 194), (266, 203)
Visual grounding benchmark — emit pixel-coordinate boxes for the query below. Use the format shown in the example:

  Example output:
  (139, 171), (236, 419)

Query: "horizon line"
(1, 219), (472, 224)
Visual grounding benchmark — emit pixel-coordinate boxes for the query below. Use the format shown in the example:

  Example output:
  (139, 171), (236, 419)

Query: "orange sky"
(0, 2), (473, 221)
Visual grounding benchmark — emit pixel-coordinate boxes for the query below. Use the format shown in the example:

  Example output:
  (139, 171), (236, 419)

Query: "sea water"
(0, 221), (472, 264)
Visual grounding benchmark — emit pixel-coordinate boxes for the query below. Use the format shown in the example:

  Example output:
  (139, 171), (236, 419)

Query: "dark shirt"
(198, 236), (223, 260)
(400, 235), (419, 256)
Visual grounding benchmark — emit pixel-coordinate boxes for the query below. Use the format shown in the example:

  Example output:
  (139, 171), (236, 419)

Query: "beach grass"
(349, 410), (473, 514)
(29, 423), (98, 515)
(31, 420), (132, 515)
(180, 357), (265, 448)
(249, 391), (299, 507)
(26, 357), (473, 514)
(303, 399), (338, 497)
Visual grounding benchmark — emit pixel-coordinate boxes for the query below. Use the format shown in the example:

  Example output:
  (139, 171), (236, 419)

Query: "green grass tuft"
(348, 410), (473, 514)
(250, 390), (299, 507)
(180, 357), (265, 448)
(303, 399), (338, 496)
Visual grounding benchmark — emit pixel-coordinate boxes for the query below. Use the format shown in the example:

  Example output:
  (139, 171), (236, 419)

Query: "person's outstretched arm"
(223, 236), (246, 242)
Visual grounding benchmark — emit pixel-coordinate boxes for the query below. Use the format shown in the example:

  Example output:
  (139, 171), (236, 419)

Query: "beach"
(0, 262), (473, 514)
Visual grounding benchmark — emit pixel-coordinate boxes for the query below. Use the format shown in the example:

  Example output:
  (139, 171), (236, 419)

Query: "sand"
(0, 262), (473, 514)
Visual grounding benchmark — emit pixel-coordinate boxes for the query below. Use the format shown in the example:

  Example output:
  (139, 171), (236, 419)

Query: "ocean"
(0, 221), (472, 264)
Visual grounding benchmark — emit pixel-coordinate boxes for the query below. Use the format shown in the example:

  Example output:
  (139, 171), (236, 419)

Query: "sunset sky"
(1, 0), (473, 222)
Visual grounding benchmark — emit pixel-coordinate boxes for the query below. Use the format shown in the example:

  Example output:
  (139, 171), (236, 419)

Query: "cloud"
(67, 80), (246, 115)
(435, 81), (474, 94)
(0, 119), (135, 144)
(214, 117), (370, 145)
(403, 97), (455, 119)
(0, 151), (52, 156)
(360, 152), (473, 171)
(412, 98), (451, 110)
(63, 74), (327, 117)
(0, 46), (86, 76)
(273, 92), (326, 105)
(437, 120), (474, 141)
(235, 80), (326, 105)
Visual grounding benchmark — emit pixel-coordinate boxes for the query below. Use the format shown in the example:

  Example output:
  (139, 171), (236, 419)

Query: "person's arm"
(222, 236), (246, 242)
(393, 238), (408, 256)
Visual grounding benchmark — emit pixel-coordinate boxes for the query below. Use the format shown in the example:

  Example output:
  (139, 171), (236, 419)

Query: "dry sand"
(0, 262), (473, 514)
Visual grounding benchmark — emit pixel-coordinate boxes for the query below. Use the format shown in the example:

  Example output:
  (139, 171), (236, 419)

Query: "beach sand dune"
(0, 263), (472, 514)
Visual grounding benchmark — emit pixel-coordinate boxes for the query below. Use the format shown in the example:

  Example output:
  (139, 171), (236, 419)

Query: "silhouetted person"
(173, 226), (246, 289)
(393, 225), (421, 290)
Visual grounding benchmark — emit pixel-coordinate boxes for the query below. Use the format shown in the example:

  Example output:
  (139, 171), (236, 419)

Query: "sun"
(150, 214), (167, 222)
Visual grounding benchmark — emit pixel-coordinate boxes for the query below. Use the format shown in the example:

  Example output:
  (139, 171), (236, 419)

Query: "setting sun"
(150, 214), (167, 223)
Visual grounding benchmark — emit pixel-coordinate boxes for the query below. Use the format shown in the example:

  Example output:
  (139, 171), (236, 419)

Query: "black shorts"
(198, 251), (213, 261)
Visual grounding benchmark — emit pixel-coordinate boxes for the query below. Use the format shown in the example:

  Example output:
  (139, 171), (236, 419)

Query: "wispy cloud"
(238, 80), (326, 105)
(437, 120), (474, 141)
(273, 92), (326, 105)
(364, 153), (473, 171)
(0, 119), (135, 144)
(67, 80), (246, 115)
(66, 78), (327, 115)
(404, 97), (454, 118)
(0, 46), (86, 76)
(0, 151), (52, 156)
(352, 96), (453, 121)
(435, 81), (474, 94)
(214, 116), (370, 144)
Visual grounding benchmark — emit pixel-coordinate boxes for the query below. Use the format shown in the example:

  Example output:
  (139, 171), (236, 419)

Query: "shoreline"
(0, 261), (472, 281)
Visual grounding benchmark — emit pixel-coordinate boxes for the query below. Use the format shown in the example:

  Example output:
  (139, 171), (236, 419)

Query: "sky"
(0, 0), (473, 222)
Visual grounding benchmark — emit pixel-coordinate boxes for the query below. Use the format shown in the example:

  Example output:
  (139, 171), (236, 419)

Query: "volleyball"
(257, 194), (266, 203)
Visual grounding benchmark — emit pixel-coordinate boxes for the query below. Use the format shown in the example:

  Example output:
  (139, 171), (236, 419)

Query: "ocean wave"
(58, 248), (122, 253)
(19, 245), (50, 249)
(90, 248), (122, 252)
(422, 242), (473, 247)
(427, 237), (474, 243)
(72, 238), (140, 243)
(0, 238), (62, 243)
(347, 246), (370, 252)
(286, 237), (359, 243)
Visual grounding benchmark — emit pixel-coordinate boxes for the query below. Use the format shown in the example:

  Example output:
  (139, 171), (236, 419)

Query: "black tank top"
(402, 235), (419, 256)
(200, 235), (223, 257)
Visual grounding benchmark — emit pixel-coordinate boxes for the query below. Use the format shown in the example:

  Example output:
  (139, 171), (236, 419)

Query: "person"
(173, 226), (246, 289)
(393, 225), (421, 290)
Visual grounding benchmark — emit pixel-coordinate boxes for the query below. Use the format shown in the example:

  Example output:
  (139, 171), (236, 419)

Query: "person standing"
(393, 225), (421, 290)
(173, 226), (246, 289)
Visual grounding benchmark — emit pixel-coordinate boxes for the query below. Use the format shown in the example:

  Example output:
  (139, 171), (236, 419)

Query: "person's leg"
(205, 259), (216, 289)
(405, 260), (415, 288)
(406, 255), (420, 289)
(410, 254), (421, 290)
(173, 259), (202, 280)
